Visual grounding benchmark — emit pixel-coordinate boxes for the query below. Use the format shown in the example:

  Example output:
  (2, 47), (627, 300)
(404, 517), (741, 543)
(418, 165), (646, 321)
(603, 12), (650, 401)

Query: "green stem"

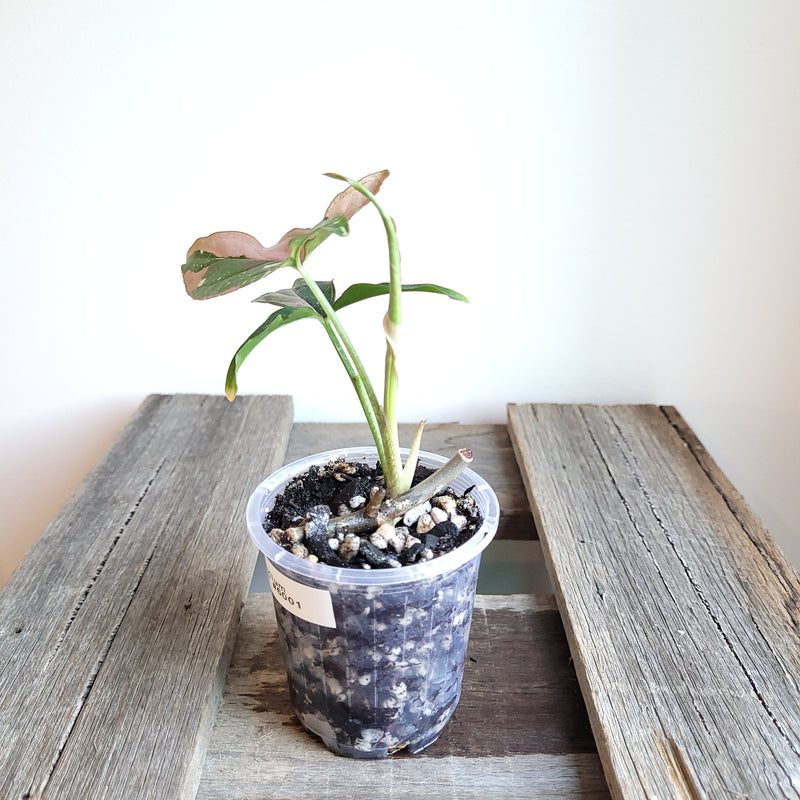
(325, 174), (405, 494)
(295, 263), (390, 466)
(320, 317), (386, 468)
(383, 217), (402, 460)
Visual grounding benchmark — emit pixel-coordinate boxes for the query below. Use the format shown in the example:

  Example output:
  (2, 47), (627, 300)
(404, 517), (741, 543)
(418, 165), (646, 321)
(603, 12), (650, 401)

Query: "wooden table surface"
(1, 396), (798, 799)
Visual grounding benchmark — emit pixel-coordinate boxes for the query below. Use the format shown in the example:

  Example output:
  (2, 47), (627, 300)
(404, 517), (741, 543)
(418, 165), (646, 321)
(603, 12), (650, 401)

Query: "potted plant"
(181, 171), (499, 758)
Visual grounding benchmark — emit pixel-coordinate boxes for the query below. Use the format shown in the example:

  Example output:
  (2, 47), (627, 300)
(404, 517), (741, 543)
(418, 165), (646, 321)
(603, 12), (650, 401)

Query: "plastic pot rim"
(246, 446), (500, 587)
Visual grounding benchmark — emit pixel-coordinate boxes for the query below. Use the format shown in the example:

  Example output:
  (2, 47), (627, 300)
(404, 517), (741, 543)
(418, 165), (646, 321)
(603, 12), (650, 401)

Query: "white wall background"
(2, 0), (798, 587)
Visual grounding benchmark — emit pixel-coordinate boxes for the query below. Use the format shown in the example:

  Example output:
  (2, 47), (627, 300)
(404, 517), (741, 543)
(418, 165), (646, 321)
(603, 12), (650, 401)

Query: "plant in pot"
(181, 170), (499, 758)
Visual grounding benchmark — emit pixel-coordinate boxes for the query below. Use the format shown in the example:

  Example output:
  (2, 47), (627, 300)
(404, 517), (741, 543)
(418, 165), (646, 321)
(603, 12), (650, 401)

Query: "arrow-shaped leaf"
(182, 170), (389, 301)
(182, 229), (299, 300)
(225, 306), (318, 400)
(182, 218), (345, 301)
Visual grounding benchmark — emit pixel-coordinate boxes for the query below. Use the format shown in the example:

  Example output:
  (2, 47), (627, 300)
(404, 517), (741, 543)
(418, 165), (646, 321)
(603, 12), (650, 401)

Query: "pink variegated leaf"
(181, 171), (389, 300)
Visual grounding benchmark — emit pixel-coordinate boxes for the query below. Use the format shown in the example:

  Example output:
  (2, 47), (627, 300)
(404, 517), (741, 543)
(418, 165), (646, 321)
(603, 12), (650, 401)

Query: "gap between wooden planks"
(508, 403), (800, 800)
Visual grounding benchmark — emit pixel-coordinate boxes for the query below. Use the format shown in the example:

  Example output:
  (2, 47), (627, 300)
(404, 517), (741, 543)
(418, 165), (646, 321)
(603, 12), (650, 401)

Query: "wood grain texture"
(507, 403), (800, 800)
(197, 593), (610, 800)
(0, 394), (293, 800)
(286, 422), (536, 539)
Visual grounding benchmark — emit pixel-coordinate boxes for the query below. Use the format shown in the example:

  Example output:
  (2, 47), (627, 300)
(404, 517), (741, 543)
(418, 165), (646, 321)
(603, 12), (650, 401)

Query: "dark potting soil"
(264, 458), (484, 569)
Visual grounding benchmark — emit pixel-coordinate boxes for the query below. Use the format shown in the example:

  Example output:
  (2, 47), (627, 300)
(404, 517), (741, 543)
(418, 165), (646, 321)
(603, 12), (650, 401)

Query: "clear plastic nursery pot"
(246, 447), (500, 759)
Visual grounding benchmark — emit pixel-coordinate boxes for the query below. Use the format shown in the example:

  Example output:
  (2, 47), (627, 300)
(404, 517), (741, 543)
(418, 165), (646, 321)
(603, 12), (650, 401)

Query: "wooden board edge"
(659, 405), (800, 583)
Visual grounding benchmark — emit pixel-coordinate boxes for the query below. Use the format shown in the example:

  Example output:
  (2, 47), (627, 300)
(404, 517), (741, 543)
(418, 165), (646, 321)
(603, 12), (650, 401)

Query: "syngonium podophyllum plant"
(181, 170), (473, 536)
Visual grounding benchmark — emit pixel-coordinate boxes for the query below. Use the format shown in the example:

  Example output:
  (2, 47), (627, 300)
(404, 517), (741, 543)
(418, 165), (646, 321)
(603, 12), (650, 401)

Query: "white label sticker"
(266, 560), (336, 628)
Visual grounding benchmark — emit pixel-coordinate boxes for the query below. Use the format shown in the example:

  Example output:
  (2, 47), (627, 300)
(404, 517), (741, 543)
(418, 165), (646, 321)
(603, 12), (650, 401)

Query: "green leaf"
(253, 279), (336, 315)
(182, 251), (287, 300)
(182, 217), (349, 301)
(225, 306), (318, 400)
(333, 282), (469, 311)
(182, 171), (389, 301)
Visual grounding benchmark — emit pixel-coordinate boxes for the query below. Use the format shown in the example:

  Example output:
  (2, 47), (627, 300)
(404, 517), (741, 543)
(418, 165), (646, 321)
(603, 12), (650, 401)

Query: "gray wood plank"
(197, 593), (610, 800)
(508, 403), (800, 799)
(0, 394), (293, 800)
(287, 422), (535, 539)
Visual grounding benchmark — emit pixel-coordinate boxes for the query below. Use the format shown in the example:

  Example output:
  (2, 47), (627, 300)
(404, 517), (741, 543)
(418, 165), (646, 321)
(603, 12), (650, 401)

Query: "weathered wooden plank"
(661, 405), (799, 582)
(286, 422), (536, 539)
(508, 403), (800, 800)
(0, 394), (293, 800)
(197, 592), (609, 799)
